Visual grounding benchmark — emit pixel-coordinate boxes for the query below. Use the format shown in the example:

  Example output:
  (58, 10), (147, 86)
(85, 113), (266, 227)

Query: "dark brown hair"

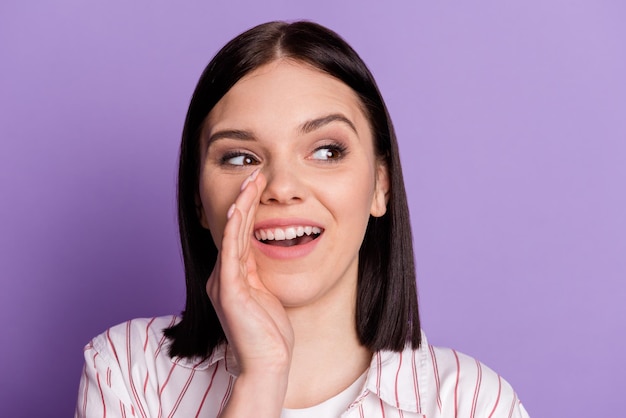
(165, 20), (420, 358)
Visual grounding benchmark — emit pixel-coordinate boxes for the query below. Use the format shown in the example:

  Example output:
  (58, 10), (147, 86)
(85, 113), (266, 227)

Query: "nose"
(260, 162), (304, 205)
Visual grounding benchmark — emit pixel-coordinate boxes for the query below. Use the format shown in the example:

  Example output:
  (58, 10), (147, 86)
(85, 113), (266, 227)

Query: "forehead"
(205, 60), (371, 136)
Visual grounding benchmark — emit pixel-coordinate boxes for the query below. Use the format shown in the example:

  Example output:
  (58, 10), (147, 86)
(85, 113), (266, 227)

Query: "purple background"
(1, 1), (624, 416)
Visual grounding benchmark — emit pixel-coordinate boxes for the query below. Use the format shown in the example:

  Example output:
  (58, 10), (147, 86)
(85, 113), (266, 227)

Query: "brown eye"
(223, 153), (259, 166)
(311, 146), (344, 161)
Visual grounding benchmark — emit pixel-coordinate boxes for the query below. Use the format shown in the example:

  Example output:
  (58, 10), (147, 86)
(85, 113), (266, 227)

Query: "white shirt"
(75, 316), (530, 417)
(281, 371), (367, 418)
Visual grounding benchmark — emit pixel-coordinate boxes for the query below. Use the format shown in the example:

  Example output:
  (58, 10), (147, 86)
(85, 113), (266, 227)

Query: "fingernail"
(240, 176), (251, 191)
(227, 203), (236, 219)
(240, 168), (260, 191)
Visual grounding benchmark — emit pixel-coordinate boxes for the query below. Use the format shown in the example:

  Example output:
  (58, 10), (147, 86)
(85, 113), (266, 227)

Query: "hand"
(206, 169), (294, 380)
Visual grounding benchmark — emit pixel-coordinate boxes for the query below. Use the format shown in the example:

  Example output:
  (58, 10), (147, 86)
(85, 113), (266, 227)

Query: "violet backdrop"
(1, 1), (624, 417)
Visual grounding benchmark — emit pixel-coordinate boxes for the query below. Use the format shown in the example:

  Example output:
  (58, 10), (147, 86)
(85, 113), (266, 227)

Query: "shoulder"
(424, 341), (529, 417)
(77, 316), (237, 417)
(428, 345), (507, 404)
(87, 315), (180, 367)
(373, 333), (529, 417)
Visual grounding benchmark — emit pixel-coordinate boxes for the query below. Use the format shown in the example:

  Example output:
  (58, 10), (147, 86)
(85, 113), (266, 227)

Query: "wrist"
(220, 372), (289, 418)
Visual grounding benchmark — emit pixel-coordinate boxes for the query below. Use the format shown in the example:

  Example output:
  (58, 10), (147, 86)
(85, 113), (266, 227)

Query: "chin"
(259, 271), (321, 305)
(258, 267), (357, 312)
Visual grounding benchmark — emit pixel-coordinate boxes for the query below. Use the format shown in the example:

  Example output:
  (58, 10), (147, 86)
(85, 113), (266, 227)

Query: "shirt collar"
(171, 332), (432, 414)
(360, 331), (430, 414)
(171, 343), (240, 376)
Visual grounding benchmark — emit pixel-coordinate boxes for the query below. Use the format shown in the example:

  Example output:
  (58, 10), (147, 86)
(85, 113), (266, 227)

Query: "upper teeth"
(255, 226), (322, 241)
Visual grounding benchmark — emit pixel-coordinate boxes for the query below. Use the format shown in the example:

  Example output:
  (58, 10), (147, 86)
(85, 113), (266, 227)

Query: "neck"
(282, 284), (372, 409)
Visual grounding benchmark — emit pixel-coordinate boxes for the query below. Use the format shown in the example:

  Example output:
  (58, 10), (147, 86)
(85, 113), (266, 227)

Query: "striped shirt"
(75, 316), (530, 418)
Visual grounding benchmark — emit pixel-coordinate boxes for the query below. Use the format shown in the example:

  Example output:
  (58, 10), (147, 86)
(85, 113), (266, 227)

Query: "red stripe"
(507, 393), (517, 418)
(158, 362), (178, 397)
(106, 329), (120, 364)
(143, 317), (157, 352)
(168, 361), (207, 418)
(120, 401), (127, 418)
(487, 375), (502, 418)
(106, 368), (112, 387)
(96, 370), (107, 418)
(379, 397), (386, 418)
(167, 369), (196, 418)
(81, 363), (89, 417)
(218, 374), (235, 415)
(154, 316), (178, 360)
(470, 359), (482, 418)
(143, 372), (149, 394)
(428, 345), (442, 412)
(376, 352), (382, 395)
(358, 403), (364, 418)
(452, 350), (461, 418)
(394, 351), (403, 408)
(194, 364), (220, 418)
(411, 350), (421, 410)
(126, 321), (148, 418)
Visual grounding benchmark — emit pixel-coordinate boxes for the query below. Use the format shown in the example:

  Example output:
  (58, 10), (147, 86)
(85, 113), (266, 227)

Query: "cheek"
(321, 164), (376, 218)
(198, 174), (241, 247)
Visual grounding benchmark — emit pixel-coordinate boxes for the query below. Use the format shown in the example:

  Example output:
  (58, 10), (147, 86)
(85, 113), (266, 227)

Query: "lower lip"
(252, 233), (322, 260)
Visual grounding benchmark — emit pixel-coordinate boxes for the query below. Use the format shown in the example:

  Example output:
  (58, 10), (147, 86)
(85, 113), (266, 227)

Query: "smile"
(254, 226), (323, 247)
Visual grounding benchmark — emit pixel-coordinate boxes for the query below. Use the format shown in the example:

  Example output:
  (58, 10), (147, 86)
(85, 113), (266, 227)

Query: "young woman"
(76, 21), (530, 418)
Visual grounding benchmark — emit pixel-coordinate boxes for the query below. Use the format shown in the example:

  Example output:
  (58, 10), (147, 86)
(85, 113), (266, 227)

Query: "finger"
(244, 251), (264, 290)
(242, 172), (267, 256)
(215, 169), (263, 294)
(235, 169), (261, 255)
(219, 203), (245, 291)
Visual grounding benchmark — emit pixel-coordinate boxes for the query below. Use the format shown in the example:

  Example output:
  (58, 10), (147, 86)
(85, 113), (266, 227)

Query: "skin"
(197, 59), (389, 415)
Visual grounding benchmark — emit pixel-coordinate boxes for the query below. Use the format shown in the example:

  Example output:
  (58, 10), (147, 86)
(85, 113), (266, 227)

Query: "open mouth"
(254, 226), (323, 247)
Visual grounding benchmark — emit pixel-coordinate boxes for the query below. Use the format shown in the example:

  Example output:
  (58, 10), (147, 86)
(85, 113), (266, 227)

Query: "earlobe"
(370, 162), (390, 218)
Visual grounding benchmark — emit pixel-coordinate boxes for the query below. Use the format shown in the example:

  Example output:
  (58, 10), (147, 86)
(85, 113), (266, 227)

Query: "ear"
(195, 194), (210, 229)
(370, 161), (390, 218)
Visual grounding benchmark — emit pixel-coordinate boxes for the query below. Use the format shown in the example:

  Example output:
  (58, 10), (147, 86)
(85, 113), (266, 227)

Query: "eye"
(311, 144), (346, 161)
(221, 152), (260, 166)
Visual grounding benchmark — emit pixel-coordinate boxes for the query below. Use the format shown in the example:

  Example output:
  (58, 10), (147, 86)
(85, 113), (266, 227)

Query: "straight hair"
(165, 20), (420, 359)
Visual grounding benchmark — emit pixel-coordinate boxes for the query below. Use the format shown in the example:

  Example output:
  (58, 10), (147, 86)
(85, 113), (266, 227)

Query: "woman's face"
(198, 60), (388, 309)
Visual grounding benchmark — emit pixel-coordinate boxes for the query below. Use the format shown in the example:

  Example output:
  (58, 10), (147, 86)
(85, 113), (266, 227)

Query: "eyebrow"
(207, 129), (255, 144)
(298, 113), (358, 136)
(206, 113), (358, 145)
